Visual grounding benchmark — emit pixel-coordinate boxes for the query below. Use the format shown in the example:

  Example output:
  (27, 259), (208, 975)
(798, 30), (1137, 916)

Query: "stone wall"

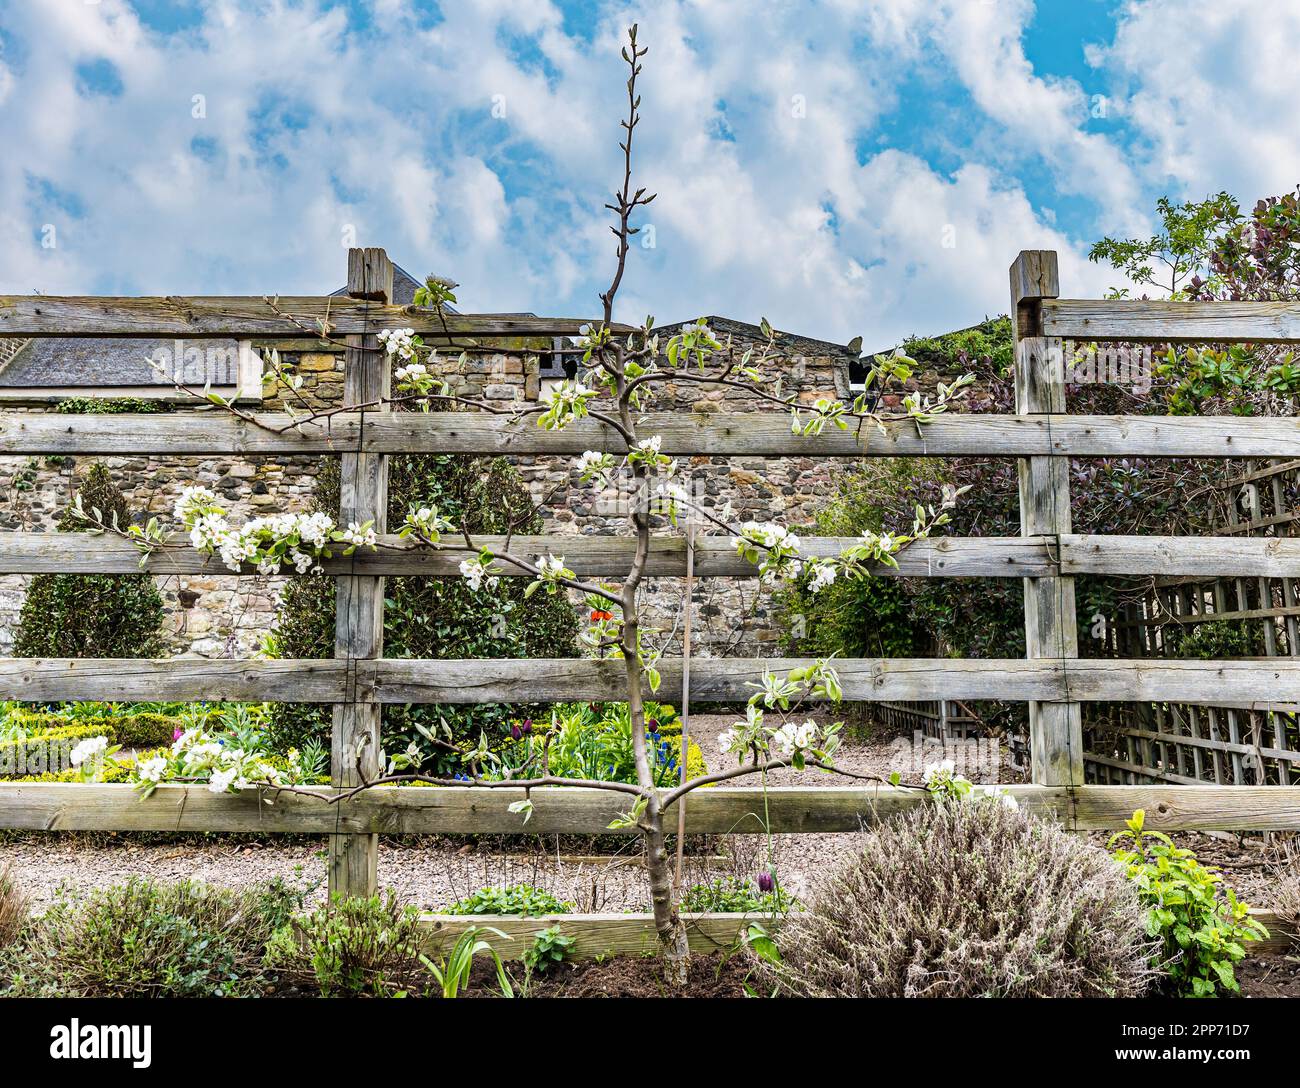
(0, 324), (852, 660)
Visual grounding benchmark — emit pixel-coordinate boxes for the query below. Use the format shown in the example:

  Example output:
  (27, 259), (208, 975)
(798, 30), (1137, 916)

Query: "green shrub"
(0, 708), (184, 777)
(1109, 809), (1267, 996)
(682, 876), (791, 914)
(2, 710), (177, 748)
(264, 892), (427, 997)
(2, 877), (302, 997)
(444, 884), (572, 917)
(268, 453), (578, 766)
(0, 722), (111, 777)
(12, 463), (165, 659)
(766, 798), (1155, 997)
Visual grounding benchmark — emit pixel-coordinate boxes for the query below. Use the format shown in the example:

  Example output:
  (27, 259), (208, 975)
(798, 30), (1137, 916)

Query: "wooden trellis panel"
(1086, 457), (1300, 786)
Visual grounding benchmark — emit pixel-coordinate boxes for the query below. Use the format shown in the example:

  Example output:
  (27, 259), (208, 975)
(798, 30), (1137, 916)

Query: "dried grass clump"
(1274, 840), (1300, 949)
(0, 863), (29, 949)
(767, 799), (1156, 998)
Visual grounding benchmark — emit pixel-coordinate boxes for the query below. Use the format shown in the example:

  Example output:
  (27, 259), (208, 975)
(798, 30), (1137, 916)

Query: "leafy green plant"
(1109, 809), (1267, 997)
(13, 463), (165, 659)
(264, 892), (427, 997)
(488, 701), (705, 788)
(522, 925), (574, 975)
(682, 876), (792, 914)
(444, 884), (572, 917)
(1164, 619), (1256, 660)
(420, 926), (514, 998)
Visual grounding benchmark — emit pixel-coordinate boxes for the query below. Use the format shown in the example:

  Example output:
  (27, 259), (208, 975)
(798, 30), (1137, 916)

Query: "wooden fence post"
(328, 247), (393, 898)
(1011, 250), (1084, 785)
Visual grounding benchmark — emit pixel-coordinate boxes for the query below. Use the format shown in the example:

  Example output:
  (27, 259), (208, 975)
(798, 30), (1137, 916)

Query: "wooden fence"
(1, 248), (1298, 959)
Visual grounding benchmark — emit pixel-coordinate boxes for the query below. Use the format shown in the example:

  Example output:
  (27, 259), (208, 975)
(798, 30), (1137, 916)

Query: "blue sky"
(1, 0), (1297, 346)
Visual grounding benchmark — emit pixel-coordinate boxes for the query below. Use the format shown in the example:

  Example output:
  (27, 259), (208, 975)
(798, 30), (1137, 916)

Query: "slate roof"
(0, 264), (431, 389)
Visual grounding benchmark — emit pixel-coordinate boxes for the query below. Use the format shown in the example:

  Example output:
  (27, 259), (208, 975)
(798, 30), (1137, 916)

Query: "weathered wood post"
(1011, 250), (1084, 785)
(328, 247), (393, 897)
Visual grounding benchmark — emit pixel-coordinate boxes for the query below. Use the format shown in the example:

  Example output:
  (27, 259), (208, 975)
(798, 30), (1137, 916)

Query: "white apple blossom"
(576, 450), (613, 480)
(340, 521), (377, 549)
(208, 766), (240, 794)
(923, 758), (956, 786)
(69, 735), (108, 767)
(807, 560), (838, 594)
(537, 554), (567, 578)
(460, 558), (488, 591)
(137, 755), (168, 784)
(377, 327), (417, 360)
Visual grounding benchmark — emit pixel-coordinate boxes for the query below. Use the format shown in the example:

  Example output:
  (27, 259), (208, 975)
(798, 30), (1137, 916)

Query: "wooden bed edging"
(417, 908), (1296, 961)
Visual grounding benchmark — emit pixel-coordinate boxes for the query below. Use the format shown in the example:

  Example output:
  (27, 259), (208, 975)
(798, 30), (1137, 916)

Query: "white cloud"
(0, 0), (1261, 344)
(1098, 0), (1300, 204)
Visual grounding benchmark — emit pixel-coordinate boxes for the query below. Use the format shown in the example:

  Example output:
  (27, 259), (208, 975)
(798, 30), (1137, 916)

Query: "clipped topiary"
(12, 463), (165, 659)
(268, 451), (578, 766)
(765, 798), (1155, 998)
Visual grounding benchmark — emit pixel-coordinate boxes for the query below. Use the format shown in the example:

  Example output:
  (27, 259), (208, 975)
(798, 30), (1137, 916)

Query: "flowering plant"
(173, 486), (376, 574)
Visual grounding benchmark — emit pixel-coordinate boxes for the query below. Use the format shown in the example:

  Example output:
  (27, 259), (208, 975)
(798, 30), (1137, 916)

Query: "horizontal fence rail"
(0, 533), (1053, 577)
(1042, 298), (1300, 342)
(7, 411), (1300, 457)
(9, 532), (1300, 579)
(9, 656), (1300, 704)
(0, 296), (625, 339)
(5, 295), (1299, 344)
(2, 783), (1296, 834)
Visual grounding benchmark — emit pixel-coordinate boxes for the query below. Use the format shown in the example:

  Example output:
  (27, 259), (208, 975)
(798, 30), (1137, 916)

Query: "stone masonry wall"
(0, 326), (851, 660)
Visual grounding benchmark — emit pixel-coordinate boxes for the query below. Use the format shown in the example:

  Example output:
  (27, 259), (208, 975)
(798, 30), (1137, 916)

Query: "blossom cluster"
(400, 504), (456, 545)
(378, 327), (418, 361)
(576, 450), (615, 482)
(717, 703), (841, 769)
(130, 725), (320, 798)
(921, 759), (1019, 810)
(174, 486), (375, 574)
(69, 735), (118, 782)
(458, 555), (500, 592)
(538, 379), (595, 431)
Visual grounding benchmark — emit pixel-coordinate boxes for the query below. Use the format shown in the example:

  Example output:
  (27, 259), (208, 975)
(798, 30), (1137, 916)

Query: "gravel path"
(1, 716), (1021, 913)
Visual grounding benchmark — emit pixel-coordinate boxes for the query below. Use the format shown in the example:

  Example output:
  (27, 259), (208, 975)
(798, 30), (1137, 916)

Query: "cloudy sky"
(1, 0), (1297, 348)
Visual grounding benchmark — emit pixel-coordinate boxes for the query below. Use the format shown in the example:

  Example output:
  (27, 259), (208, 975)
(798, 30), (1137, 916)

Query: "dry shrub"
(1275, 840), (1300, 949)
(4, 877), (301, 997)
(767, 799), (1156, 998)
(0, 863), (29, 949)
